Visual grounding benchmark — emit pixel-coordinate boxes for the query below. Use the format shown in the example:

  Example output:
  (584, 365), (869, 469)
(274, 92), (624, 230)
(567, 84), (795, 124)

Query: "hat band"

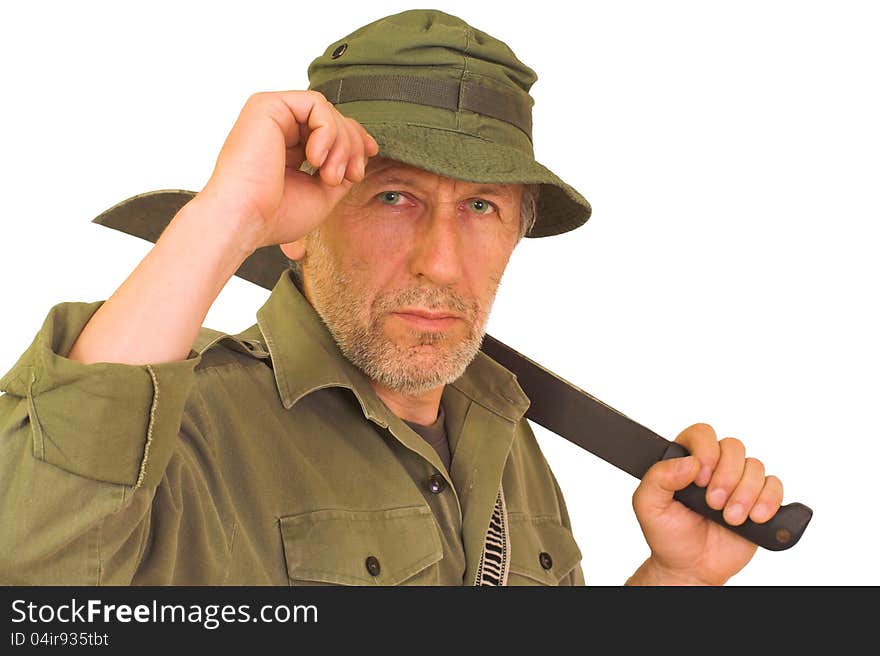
(311, 75), (532, 141)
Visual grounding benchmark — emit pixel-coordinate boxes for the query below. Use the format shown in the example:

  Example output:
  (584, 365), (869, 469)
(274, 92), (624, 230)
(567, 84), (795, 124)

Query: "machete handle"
(661, 442), (813, 551)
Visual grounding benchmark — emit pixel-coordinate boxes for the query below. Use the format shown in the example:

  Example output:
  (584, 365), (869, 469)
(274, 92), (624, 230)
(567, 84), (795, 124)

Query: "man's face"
(297, 157), (523, 395)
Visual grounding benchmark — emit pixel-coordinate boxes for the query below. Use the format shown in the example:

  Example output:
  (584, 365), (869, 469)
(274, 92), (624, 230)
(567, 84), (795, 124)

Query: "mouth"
(390, 309), (463, 331)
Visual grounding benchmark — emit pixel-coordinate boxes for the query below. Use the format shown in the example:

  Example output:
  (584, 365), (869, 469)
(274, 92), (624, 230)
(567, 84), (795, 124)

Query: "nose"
(408, 200), (464, 287)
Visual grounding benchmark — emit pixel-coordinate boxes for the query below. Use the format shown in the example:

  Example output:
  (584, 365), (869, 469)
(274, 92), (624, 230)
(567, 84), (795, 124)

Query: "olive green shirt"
(0, 268), (584, 586)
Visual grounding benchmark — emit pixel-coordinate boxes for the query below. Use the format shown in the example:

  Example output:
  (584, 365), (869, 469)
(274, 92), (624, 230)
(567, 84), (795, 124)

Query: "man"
(0, 9), (782, 585)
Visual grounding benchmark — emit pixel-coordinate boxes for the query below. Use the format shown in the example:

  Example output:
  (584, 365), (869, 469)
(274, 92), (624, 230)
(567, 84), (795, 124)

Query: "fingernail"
(709, 488), (727, 507)
(726, 502), (745, 523)
(336, 163), (347, 183)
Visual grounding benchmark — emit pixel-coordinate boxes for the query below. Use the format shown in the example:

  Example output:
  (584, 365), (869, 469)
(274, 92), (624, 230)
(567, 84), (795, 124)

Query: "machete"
(91, 190), (813, 552)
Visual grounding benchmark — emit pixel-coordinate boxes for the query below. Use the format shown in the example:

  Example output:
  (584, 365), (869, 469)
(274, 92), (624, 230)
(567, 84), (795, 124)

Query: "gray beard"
(302, 231), (494, 395)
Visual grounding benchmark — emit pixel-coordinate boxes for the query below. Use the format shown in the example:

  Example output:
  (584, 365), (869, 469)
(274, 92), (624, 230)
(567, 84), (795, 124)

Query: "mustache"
(372, 285), (477, 320)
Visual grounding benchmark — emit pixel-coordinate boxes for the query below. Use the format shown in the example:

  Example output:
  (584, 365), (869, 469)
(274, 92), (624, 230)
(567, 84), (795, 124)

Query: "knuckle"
(631, 483), (646, 510)
(349, 131), (365, 153)
(719, 436), (745, 451)
(688, 422), (716, 438)
(305, 89), (327, 104)
(247, 91), (271, 104)
(745, 456), (765, 474)
(712, 466), (737, 487)
(338, 125), (352, 146)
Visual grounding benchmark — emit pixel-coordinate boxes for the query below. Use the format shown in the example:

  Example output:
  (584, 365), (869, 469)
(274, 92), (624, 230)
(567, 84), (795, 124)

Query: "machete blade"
(480, 333), (669, 479)
(479, 334), (813, 551)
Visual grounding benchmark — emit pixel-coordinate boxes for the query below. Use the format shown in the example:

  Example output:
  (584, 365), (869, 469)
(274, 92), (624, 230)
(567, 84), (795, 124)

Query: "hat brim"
(360, 122), (591, 237)
(91, 189), (292, 292)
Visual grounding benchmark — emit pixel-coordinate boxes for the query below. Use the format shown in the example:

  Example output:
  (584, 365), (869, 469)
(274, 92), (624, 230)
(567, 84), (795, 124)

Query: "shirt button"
(427, 473), (447, 494)
(539, 551), (553, 570)
(365, 555), (381, 577)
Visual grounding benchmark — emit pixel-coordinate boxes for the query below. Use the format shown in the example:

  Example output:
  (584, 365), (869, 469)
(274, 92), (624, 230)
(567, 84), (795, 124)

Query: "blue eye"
(468, 199), (494, 214)
(378, 191), (402, 205)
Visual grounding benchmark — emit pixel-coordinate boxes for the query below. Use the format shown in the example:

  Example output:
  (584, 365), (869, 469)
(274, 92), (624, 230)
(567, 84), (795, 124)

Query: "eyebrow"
(372, 175), (515, 201)
(469, 186), (514, 201)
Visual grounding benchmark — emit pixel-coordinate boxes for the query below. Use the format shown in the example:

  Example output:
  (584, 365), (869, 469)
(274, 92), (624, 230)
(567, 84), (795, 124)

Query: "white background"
(1, 1), (877, 586)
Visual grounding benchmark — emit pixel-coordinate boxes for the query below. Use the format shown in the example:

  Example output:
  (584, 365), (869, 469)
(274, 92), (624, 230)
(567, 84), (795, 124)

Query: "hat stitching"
(359, 120), (507, 148)
(456, 25), (471, 132)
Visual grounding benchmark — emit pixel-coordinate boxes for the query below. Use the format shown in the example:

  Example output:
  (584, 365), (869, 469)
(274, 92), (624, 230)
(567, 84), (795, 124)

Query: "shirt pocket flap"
(280, 506), (443, 586)
(506, 514), (583, 585)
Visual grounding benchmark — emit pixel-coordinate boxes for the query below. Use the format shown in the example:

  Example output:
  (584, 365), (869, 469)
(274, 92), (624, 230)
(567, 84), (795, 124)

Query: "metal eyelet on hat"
(331, 43), (348, 59)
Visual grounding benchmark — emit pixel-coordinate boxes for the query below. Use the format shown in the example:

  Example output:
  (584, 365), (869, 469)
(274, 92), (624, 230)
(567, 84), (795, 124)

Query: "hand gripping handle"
(661, 442), (813, 551)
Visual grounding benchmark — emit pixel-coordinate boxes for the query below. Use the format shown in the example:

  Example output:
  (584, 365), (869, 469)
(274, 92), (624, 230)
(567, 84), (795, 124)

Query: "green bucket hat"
(93, 9), (592, 290)
(306, 8), (591, 237)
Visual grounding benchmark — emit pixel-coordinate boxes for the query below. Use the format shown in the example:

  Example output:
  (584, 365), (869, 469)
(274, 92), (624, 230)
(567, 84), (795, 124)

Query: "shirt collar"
(251, 268), (530, 425)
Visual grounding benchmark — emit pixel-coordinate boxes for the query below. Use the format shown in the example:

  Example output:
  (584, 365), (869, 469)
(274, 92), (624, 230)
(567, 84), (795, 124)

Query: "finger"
(705, 437), (746, 511)
(749, 474), (784, 524)
(285, 123), (310, 171)
(341, 116), (366, 182)
(277, 90), (341, 169)
(285, 144), (307, 172)
(300, 107), (336, 171)
(320, 109), (352, 186)
(348, 117), (380, 158)
(721, 457), (765, 526)
(674, 423), (720, 487)
(246, 90), (337, 168)
(633, 455), (701, 517)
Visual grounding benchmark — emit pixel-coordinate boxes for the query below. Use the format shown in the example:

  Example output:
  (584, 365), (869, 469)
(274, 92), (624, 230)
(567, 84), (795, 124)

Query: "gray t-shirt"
(403, 402), (452, 473)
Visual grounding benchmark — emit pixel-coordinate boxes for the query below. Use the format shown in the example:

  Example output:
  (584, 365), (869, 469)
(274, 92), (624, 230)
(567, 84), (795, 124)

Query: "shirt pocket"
(279, 505), (443, 586)
(505, 514), (583, 586)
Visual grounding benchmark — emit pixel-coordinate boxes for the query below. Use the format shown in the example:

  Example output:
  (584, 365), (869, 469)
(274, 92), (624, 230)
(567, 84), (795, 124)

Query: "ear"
(279, 237), (307, 261)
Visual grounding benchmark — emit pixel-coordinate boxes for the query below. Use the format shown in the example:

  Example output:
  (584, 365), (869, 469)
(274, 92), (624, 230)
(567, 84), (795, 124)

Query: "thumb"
(633, 455), (701, 518)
